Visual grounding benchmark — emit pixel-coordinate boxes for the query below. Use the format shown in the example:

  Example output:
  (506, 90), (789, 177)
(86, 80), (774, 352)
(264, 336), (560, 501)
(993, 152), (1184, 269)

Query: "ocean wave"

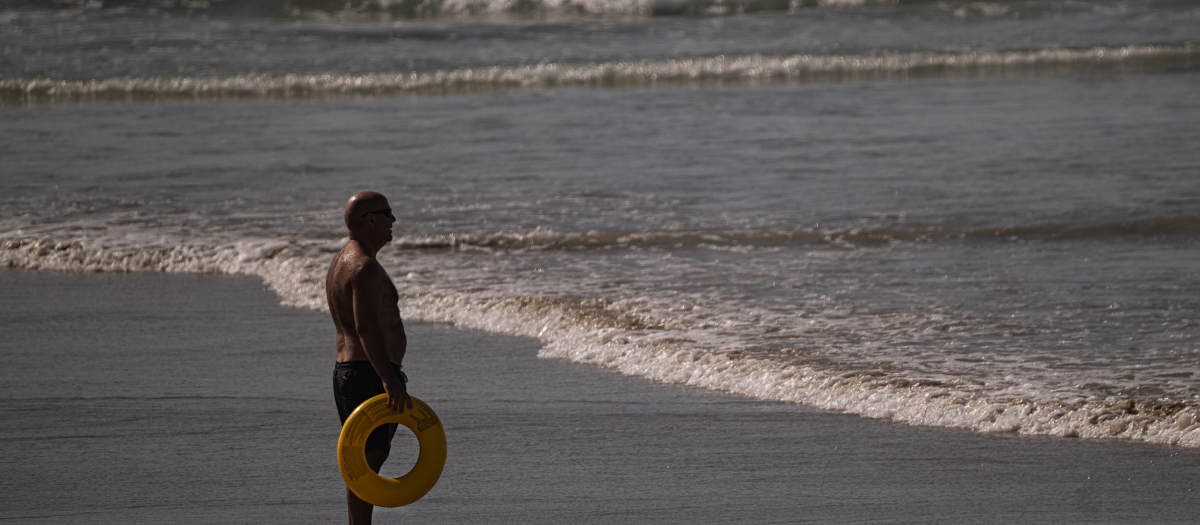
(386, 216), (1200, 251)
(12, 0), (887, 19)
(965, 216), (1200, 240)
(3, 44), (1195, 104)
(21, 0), (1166, 19)
(1, 214), (1194, 260)
(4, 234), (1200, 448)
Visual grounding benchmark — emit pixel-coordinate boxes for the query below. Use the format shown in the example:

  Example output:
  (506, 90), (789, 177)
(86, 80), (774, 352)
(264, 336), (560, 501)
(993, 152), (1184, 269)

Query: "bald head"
(344, 191), (390, 232)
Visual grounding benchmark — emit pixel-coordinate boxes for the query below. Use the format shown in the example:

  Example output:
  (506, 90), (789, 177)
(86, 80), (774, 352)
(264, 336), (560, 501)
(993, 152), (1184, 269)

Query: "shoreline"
(6, 238), (1199, 450)
(2, 268), (1199, 523)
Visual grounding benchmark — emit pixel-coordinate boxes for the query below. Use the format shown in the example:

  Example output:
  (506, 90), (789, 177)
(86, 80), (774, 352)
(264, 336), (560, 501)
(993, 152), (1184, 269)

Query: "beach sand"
(1, 269), (1197, 524)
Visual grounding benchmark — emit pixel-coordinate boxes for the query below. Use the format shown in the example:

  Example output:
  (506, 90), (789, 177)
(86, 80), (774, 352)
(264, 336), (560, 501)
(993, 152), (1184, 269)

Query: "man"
(328, 191), (413, 525)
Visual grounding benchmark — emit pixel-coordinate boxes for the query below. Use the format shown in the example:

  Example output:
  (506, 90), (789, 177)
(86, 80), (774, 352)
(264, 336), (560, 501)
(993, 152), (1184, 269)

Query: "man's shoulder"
(332, 245), (383, 281)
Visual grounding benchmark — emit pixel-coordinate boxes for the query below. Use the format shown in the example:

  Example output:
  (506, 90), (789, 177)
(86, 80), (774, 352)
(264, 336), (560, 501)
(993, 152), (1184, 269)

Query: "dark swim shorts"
(333, 360), (408, 454)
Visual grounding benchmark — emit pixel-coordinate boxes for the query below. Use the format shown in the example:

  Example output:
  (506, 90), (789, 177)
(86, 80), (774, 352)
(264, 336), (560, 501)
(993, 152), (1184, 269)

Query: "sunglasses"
(361, 208), (394, 219)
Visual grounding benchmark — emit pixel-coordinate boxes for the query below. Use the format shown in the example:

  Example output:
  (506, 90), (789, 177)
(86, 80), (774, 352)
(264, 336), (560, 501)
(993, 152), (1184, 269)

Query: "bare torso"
(326, 241), (407, 365)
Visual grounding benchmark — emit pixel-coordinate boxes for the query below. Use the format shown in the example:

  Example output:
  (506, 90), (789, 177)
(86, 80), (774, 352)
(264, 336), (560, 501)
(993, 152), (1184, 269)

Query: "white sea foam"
(5, 235), (1199, 448)
(4, 44), (1195, 103)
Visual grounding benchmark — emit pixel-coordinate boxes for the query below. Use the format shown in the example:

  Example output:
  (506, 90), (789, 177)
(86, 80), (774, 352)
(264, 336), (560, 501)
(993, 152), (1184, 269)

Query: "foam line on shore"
(3, 236), (1199, 447)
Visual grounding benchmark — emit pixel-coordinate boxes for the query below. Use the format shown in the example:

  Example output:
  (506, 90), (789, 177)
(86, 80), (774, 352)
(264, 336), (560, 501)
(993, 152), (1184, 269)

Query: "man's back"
(328, 242), (374, 362)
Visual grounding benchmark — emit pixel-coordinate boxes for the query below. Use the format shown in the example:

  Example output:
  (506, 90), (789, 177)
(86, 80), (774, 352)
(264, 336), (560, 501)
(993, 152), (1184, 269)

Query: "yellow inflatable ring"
(337, 394), (447, 507)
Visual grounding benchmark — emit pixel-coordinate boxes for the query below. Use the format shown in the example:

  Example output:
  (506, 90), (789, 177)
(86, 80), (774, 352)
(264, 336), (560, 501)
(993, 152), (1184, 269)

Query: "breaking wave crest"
(391, 216), (1200, 251)
(15, 0), (898, 19)
(4, 235), (1200, 448)
(4, 45), (1195, 104)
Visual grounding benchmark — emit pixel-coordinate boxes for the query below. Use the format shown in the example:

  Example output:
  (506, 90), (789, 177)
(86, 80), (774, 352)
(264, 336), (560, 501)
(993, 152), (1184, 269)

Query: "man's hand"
(383, 376), (413, 414)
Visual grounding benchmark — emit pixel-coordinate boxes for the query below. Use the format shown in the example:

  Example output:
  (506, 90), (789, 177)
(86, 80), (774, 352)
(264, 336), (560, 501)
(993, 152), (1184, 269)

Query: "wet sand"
(1, 270), (1197, 524)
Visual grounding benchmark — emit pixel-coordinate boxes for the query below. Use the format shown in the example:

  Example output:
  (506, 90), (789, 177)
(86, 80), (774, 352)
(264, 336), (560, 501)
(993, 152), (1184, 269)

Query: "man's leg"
(347, 449), (389, 525)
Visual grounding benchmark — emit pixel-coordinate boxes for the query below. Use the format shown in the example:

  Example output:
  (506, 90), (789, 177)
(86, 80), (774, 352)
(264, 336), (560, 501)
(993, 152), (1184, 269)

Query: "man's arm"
(351, 262), (411, 413)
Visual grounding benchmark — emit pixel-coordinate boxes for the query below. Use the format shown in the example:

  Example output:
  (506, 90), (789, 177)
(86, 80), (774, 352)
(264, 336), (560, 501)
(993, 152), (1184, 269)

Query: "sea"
(3, 0), (1200, 455)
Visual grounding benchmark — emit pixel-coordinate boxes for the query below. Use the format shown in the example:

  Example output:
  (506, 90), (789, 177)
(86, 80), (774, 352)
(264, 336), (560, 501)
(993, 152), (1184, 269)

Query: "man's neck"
(348, 236), (383, 258)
